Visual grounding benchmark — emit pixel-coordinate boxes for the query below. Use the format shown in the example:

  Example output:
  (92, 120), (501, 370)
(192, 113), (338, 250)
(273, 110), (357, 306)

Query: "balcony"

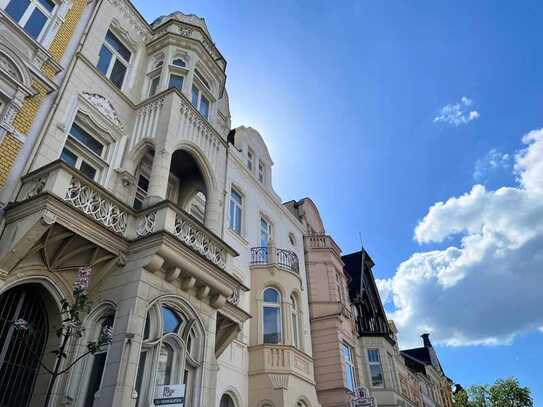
(248, 344), (315, 384)
(8, 161), (253, 311)
(250, 247), (299, 274)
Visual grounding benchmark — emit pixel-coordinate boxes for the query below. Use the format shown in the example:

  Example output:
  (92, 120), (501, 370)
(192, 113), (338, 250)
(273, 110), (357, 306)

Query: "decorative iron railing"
(250, 247), (299, 274)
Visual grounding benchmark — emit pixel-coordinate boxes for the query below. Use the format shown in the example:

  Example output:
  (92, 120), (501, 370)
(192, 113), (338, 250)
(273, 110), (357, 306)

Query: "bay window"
(4, 0), (55, 40)
(97, 30), (131, 89)
(168, 74), (184, 91)
(263, 288), (281, 344)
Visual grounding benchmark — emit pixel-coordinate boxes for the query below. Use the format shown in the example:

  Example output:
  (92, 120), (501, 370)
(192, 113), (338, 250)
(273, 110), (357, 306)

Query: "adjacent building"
(286, 198), (362, 407)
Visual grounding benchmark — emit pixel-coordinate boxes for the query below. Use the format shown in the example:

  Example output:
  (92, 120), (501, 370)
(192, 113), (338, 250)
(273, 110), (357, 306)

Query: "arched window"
(82, 313), (115, 407)
(290, 294), (300, 348)
(220, 393), (236, 407)
(172, 58), (186, 67)
(263, 288), (281, 344)
(135, 302), (204, 407)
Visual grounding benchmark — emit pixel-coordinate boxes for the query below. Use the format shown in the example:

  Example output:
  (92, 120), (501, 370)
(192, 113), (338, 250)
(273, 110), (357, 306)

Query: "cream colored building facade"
(0, 1), (319, 406)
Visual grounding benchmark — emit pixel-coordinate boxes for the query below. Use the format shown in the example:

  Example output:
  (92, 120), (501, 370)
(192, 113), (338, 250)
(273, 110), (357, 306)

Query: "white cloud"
(473, 149), (510, 182)
(433, 96), (480, 126)
(380, 129), (543, 348)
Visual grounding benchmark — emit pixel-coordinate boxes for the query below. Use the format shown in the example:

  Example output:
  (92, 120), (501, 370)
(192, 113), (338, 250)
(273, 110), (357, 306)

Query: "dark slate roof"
(342, 250), (375, 299)
(402, 347), (432, 365)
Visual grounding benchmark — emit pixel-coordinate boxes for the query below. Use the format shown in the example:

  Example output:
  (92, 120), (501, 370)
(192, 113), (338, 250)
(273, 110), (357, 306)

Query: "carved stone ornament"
(0, 54), (21, 81)
(107, 0), (150, 41)
(41, 209), (57, 225)
(81, 92), (123, 130)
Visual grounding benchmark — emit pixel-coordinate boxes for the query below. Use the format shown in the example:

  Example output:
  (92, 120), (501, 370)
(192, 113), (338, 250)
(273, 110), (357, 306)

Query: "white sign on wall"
(153, 384), (185, 406)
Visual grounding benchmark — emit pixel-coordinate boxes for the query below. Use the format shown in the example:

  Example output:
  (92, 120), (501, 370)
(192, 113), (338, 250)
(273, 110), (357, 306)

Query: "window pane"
(195, 68), (210, 90)
(260, 219), (269, 247)
(370, 364), (384, 387)
(368, 349), (380, 363)
(70, 123), (104, 156)
(234, 206), (241, 233)
(60, 148), (77, 167)
(345, 364), (355, 391)
(292, 313), (299, 348)
(83, 352), (107, 407)
(105, 30), (131, 61)
(263, 288), (279, 303)
(37, 0), (55, 12)
(263, 306), (280, 344)
(80, 161), (97, 180)
(191, 85), (199, 107)
(23, 8), (47, 39)
(156, 344), (173, 386)
(97, 45), (112, 76)
(135, 352), (146, 405)
(5, 0), (30, 23)
(149, 76), (160, 96)
(168, 74), (183, 91)
(161, 307), (182, 333)
(199, 95), (209, 118)
(110, 59), (127, 89)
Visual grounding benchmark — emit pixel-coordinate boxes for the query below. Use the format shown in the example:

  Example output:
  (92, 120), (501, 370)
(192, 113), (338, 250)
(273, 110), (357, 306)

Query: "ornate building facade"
(0, 1), (319, 406)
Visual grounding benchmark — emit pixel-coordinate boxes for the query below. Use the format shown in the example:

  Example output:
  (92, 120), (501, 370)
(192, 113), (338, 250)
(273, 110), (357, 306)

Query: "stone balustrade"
(248, 344), (314, 383)
(17, 161), (230, 271)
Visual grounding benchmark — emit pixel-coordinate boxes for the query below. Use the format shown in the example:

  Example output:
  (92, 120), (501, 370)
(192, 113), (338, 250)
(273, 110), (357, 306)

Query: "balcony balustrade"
(250, 247), (299, 274)
(16, 161), (230, 271)
(248, 344), (314, 383)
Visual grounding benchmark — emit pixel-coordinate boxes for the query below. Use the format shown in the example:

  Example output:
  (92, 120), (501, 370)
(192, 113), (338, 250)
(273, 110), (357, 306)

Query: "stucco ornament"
(81, 92), (123, 130)
(0, 54), (21, 81)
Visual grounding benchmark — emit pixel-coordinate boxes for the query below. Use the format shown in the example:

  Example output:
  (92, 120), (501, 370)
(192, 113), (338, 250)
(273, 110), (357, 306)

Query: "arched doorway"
(0, 284), (49, 406)
(220, 393), (236, 407)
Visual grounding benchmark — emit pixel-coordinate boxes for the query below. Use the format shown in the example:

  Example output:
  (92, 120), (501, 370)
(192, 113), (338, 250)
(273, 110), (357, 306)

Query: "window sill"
(226, 227), (249, 246)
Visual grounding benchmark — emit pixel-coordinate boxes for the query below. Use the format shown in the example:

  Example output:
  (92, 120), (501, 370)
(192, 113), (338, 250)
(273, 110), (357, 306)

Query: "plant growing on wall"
(12, 266), (112, 407)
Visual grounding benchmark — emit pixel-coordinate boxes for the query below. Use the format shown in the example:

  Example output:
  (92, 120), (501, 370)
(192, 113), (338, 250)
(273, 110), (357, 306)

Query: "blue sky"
(135, 1), (542, 402)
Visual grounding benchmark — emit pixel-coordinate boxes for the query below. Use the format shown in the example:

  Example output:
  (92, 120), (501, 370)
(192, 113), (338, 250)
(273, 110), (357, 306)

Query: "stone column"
(146, 149), (172, 205)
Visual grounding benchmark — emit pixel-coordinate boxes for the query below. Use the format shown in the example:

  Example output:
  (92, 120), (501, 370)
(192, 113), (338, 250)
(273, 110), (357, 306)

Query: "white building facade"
(0, 1), (320, 406)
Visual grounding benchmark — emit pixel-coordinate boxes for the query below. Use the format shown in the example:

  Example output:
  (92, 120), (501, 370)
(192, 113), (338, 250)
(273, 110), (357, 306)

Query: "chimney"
(421, 333), (432, 348)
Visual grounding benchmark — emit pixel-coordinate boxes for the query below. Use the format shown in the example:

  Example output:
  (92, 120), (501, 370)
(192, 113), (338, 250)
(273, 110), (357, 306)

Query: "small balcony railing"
(250, 247), (299, 274)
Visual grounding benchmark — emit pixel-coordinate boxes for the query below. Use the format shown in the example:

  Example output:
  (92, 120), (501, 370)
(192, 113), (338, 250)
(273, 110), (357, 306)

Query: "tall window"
(263, 288), (281, 344)
(133, 174), (149, 210)
(247, 149), (254, 172)
(291, 294), (300, 348)
(258, 160), (264, 183)
(368, 349), (384, 387)
(191, 85), (209, 119)
(229, 188), (242, 234)
(82, 314), (115, 407)
(336, 273), (346, 304)
(387, 353), (399, 390)
(136, 304), (203, 407)
(97, 30), (131, 89)
(341, 343), (356, 392)
(4, 0), (55, 40)
(60, 122), (107, 181)
(259, 217), (270, 263)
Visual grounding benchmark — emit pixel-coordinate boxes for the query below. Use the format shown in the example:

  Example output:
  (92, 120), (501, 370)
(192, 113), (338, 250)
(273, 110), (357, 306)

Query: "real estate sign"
(153, 384), (185, 406)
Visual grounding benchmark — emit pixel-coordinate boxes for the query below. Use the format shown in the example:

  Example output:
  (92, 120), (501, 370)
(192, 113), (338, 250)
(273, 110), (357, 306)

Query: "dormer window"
(97, 30), (131, 89)
(191, 85), (209, 119)
(4, 0), (56, 40)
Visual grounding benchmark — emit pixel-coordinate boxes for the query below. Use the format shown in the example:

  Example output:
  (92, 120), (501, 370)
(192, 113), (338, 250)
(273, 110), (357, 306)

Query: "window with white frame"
(229, 188), (242, 234)
(135, 303), (203, 407)
(81, 313), (115, 407)
(368, 349), (385, 387)
(263, 288), (281, 344)
(341, 343), (356, 392)
(290, 294), (300, 348)
(247, 149), (254, 172)
(60, 122), (108, 182)
(97, 30), (131, 89)
(191, 84), (209, 119)
(3, 0), (56, 40)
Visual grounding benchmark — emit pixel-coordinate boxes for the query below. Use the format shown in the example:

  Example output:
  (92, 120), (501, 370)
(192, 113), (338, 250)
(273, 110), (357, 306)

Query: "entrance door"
(0, 285), (49, 406)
